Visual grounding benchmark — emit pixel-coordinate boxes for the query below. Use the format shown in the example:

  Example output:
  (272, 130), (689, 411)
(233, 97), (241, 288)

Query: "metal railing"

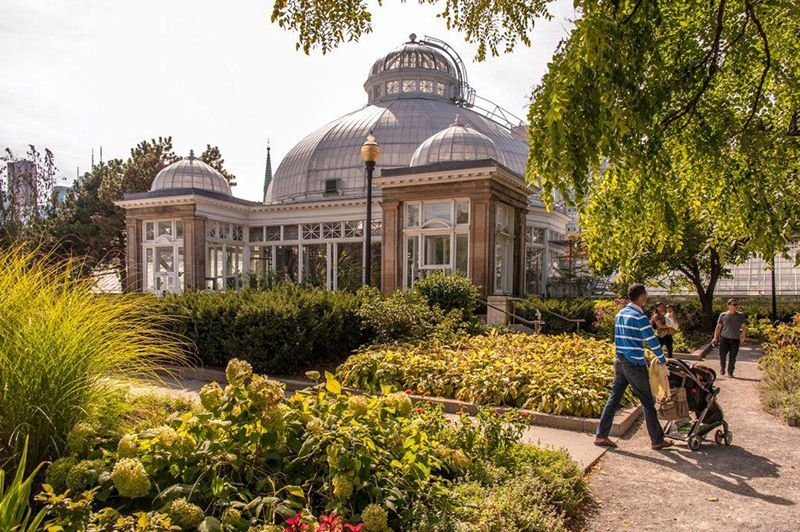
(477, 298), (544, 334)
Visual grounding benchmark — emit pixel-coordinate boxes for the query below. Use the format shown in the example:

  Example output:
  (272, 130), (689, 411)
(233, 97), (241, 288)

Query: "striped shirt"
(614, 303), (666, 365)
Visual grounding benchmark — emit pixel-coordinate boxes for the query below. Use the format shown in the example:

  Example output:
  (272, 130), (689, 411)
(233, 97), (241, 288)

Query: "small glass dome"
(364, 34), (459, 105)
(409, 115), (506, 167)
(150, 151), (231, 196)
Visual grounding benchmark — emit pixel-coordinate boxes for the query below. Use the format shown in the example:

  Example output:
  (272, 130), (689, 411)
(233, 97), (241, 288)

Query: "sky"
(0, 0), (575, 201)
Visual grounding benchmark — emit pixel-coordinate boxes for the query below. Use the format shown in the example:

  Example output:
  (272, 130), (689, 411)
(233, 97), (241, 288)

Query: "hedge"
(157, 285), (366, 374)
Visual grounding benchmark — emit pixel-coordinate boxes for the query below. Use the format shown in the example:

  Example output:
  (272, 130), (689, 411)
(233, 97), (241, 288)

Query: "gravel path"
(582, 344), (799, 531)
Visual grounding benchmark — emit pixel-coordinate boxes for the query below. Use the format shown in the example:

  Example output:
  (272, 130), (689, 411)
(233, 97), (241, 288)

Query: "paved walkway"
(582, 344), (800, 531)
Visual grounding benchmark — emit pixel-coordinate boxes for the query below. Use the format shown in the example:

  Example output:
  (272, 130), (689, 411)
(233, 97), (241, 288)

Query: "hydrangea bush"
(37, 359), (586, 530)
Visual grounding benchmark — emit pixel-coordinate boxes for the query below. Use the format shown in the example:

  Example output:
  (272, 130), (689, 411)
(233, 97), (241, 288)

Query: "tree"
(272, 0), (800, 318)
(200, 144), (236, 187)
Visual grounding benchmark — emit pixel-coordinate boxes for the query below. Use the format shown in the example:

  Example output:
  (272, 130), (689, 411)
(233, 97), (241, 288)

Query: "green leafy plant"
(413, 272), (478, 323)
(759, 315), (800, 423)
(337, 331), (633, 417)
(0, 439), (47, 531)
(0, 246), (185, 469)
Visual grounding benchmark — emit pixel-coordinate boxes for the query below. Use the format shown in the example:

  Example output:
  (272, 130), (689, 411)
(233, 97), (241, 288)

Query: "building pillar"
(380, 199), (402, 294)
(470, 197), (493, 298)
(191, 217), (206, 290)
(514, 207), (528, 297)
(125, 219), (142, 292)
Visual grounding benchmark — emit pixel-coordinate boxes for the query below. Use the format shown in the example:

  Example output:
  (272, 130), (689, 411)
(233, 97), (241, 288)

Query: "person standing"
(651, 302), (675, 358)
(712, 299), (747, 378)
(595, 284), (673, 450)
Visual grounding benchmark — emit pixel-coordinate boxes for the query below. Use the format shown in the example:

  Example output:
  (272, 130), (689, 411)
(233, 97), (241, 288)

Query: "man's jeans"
(719, 337), (740, 375)
(596, 357), (665, 445)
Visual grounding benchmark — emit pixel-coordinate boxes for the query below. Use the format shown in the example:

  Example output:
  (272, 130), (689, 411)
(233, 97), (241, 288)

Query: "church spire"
(263, 140), (272, 203)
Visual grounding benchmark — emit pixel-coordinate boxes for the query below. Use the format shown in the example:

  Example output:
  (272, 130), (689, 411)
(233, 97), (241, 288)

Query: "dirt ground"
(581, 344), (800, 531)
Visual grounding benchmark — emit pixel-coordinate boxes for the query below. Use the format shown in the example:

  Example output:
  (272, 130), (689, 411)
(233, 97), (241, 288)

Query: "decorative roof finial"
(188, 149), (196, 161)
(409, 33), (417, 42)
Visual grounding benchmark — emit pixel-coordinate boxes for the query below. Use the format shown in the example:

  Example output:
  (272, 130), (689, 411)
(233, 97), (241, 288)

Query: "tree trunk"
(679, 252), (721, 331)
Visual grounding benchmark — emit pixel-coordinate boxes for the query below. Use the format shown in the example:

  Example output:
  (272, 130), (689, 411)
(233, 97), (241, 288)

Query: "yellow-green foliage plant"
(0, 247), (185, 469)
(337, 331), (633, 417)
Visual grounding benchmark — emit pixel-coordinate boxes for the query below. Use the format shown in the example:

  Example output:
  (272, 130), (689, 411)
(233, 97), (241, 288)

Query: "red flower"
(404, 389), (413, 394)
(318, 514), (344, 531)
(284, 512), (309, 531)
(345, 524), (364, 532)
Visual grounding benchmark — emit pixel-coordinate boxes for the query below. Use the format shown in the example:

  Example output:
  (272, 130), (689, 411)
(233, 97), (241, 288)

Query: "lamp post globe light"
(361, 132), (380, 286)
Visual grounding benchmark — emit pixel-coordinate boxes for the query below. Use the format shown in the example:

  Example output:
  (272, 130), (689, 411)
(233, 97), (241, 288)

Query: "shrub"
(337, 331), (633, 417)
(413, 272), (478, 322)
(157, 284), (366, 374)
(0, 440), (47, 532)
(759, 315), (800, 422)
(0, 247), (184, 469)
(35, 359), (586, 531)
(357, 287), (470, 344)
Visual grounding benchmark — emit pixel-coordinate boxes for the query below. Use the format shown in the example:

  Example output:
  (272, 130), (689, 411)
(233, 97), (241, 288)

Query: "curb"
(163, 366), (641, 437)
(162, 365), (314, 393)
(676, 342), (714, 362)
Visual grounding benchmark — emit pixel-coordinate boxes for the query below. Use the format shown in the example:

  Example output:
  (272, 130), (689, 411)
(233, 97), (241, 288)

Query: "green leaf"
(325, 371), (342, 394)
(285, 485), (305, 498)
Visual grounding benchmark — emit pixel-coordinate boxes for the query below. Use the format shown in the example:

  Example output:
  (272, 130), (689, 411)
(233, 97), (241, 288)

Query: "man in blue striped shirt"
(594, 283), (673, 450)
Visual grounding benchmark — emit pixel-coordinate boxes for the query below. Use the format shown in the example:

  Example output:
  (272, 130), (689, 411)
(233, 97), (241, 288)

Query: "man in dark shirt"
(712, 298), (748, 378)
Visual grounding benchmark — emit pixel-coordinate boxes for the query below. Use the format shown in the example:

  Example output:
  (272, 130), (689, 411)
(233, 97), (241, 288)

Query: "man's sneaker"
(651, 439), (674, 450)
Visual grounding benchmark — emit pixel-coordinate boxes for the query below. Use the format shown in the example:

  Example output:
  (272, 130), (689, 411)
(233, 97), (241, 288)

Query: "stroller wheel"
(724, 430), (733, 446)
(688, 435), (702, 451)
(715, 430), (725, 445)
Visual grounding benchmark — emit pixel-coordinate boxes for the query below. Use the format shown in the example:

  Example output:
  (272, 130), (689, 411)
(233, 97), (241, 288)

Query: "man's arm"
(740, 321), (747, 343)
(712, 322), (723, 346)
(640, 319), (667, 364)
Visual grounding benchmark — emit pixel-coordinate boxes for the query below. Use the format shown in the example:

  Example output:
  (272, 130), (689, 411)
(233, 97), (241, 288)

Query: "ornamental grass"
(0, 246), (185, 470)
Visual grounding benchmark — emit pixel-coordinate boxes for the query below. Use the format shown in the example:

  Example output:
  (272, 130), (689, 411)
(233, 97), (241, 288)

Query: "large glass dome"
(266, 36), (528, 204)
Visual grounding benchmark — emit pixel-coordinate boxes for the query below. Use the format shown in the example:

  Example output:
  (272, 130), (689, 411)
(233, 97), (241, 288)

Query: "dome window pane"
(266, 225), (281, 241)
(158, 221), (172, 237)
(303, 223), (321, 240)
(323, 222), (342, 239)
(456, 200), (470, 224)
(420, 80), (433, 93)
(435, 82), (446, 96)
(386, 81), (399, 94)
(232, 226), (243, 241)
(424, 201), (452, 224)
(284, 224), (299, 241)
(406, 203), (420, 228)
(402, 80), (416, 93)
(344, 220), (364, 238)
(424, 235), (451, 266)
(249, 226), (264, 242)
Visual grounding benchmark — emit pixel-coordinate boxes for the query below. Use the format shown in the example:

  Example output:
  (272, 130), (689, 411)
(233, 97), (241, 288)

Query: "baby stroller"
(660, 359), (733, 451)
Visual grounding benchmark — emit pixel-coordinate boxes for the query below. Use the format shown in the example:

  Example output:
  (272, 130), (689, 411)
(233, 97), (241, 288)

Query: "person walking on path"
(595, 284), (673, 450)
(651, 302), (675, 358)
(712, 298), (747, 378)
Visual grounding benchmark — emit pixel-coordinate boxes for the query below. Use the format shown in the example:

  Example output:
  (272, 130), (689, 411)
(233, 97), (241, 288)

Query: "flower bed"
(759, 316), (800, 423)
(336, 332), (632, 417)
(33, 359), (587, 531)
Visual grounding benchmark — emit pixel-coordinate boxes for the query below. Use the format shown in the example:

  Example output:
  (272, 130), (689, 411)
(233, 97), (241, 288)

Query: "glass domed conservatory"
(117, 35), (570, 299)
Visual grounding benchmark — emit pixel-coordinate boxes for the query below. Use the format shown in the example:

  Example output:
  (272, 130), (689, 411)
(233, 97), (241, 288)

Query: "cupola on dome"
(150, 151), (231, 196)
(409, 116), (506, 167)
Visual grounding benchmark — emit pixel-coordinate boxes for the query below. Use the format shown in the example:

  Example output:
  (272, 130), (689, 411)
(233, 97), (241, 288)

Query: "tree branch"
(661, 0), (726, 128)
(621, 0), (645, 24)
(741, 0), (771, 132)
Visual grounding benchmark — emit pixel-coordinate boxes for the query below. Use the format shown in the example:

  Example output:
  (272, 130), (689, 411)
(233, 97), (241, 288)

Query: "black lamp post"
(361, 132), (380, 286)
(771, 255), (778, 322)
